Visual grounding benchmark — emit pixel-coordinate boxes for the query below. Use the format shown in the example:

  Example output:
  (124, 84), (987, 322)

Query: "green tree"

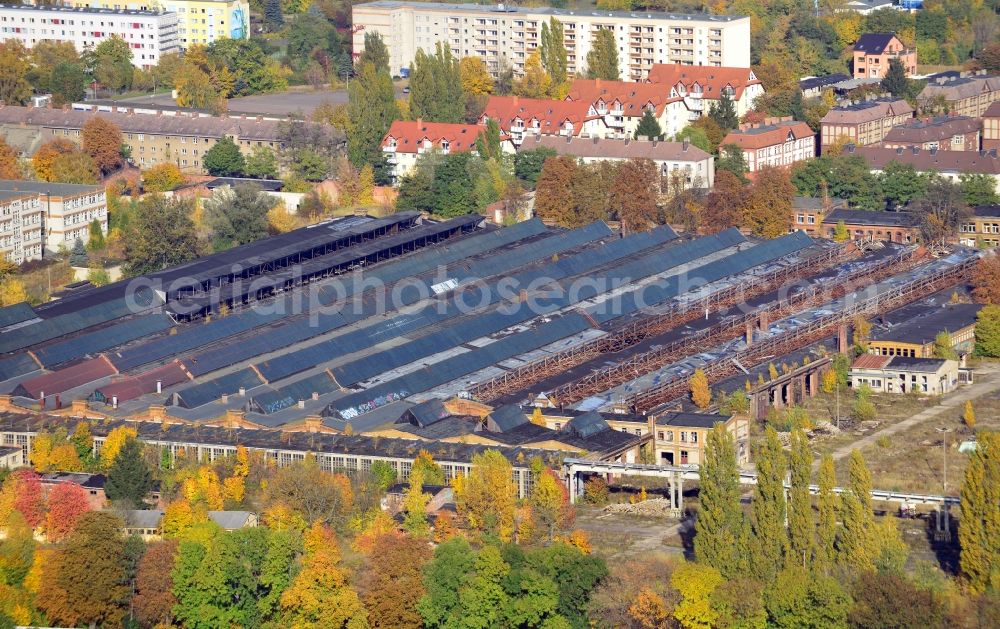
(816, 453), (838, 571)
(91, 35), (133, 93)
(634, 108), (663, 140)
(348, 49), (400, 169)
(69, 238), (88, 267)
(695, 423), (751, 580)
(409, 42), (464, 123)
(104, 438), (153, 508)
(514, 148), (558, 188)
(787, 428), (815, 568)
(715, 143), (748, 181)
(122, 194), (199, 276)
(475, 118), (503, 163)
(88, 218), (106, 251)
(838, 450), (879, 571)
(960, 172), (1000, 207)
(933, 330), (958, 360)
(418, 537), (476, 628)
(243, 146), (279, 179)
(960, 431), (1000, 592)
(206, 38), (286, 96)
(203, 136), (245, 177)
(586, 28), (620, 80)
(976, 305), (1000, 357)
(49, 62), (88, 106)
(264, 0), (283, 31)
(456, 545), (511, 627)
(880, 57), (909, 99)
(708, 92), (738, 131)
(540, 17), (568, 89)
(203, 183), (274, 251)
(878, 161), (927, 209)
(358, 31), (390, 73)
(749, 426), (789, 583)
(527, 541), (606, 627)
(765, 566), (852, 629)
(403, 467), (430, 538)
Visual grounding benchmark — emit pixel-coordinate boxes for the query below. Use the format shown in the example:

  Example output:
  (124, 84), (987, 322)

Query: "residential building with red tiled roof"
(644, 64), (764, 118)
(564, 79), (689, 139)
(380, 119), (513, 180)
(720, 117), (815, 173)
(819, 98), (913, 152)
(880, 115), (981, 152)
(480, 96), (605, 147)
(918, 72), (1000, 118)
(517, 135), (714, 189)
(852, 33), (916, 79)
(982, 100), (1000, 150)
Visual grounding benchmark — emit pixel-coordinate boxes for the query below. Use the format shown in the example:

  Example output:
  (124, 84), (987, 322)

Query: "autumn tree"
(744, 165), (794, 238)
(39, 512), (127, 627)
(695, 423), (750, 579)
(262, 458), (354, 530)
(6, 469), (45, 529)
(82, 117), (124, 175)
(529, 466), (573, 541)
(690, 368), (712, 410)
(280, 522), (368, 627)
(133, 539), (178, 628)
(960, 430), (1000, 592)
(453, 449), (517, 542)
(412, 449), (446, 485)
(203, 183), (274, 250)
(44, 482), (90, 542)
(32, 138), (77, 182)
(965, 400), (977, 429)
(972, 255), (1000, 305)
(0, 41), (31, 106)
(459, 56), (494, 96)
(360, 532), (433, 628)
(534, 155), (579, 227)
(701, 170), (747, 234)
(100, 425), (137, 469)
(403, 467), (430, 539)
(514, 50), (552, 99)
(610, 158), (659, 233)
(50, 151), (99, 184)
(105, 437), (153, 507)
(671, 561), (723, 629)
(765, 566), (852, 629)
(0, 510), (34, 587)
(587, 28), (620, 80)
(976, 305), (1000, 357)
(142, 163), (184, 192)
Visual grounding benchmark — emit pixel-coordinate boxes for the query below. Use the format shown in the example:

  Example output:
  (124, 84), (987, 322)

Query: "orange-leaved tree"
(82, 116), (124, 175)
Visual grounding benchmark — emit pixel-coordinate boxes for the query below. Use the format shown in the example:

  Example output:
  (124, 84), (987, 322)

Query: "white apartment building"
(720, 117), (816, 173)
(54, 0), (249, 47)
(0, 190), (45, 264)
(0, 4), (179, 68)
(0, 180), (108, 255)
(352, 1), (751, 81)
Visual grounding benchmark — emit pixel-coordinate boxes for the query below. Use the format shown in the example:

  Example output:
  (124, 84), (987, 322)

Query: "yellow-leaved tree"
(453, 449), (517, 542)
(690, 368), (712, 410)
(100, 425), (137, 469)
(280, 523), (369, 628)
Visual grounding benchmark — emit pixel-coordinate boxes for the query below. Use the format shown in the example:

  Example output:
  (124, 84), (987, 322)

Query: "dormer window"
(441, 140), (450, 152)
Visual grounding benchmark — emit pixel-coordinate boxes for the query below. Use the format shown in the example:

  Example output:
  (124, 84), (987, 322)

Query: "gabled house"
(852, 33), (916, 79)
(380, 119), (513, 181)
(480, 96), (605, 147)
(720, 117), (816, 173)
(564, 78), (687, 138)
(819, 98), (914, 151)
(880, 115), (982, 152)
(645, 64), (765, 119)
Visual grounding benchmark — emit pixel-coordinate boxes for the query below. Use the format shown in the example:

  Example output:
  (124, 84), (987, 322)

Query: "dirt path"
(823, 363), (1000, 467)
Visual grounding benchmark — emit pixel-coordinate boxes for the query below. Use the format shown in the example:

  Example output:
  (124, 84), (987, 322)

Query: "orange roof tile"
(382, 120), (486, 154)
(481, 96), (599, 136)
(645, 64), (761, 100)
(722, 118), (815, 150)
(565, 78), (679, 117)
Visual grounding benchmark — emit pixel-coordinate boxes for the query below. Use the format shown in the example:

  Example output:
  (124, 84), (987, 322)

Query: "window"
(680, 431), (687, 442)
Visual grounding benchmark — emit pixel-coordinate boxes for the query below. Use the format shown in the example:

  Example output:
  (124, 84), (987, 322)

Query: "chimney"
(682, 139), (689, 152)
(156, 380), (162, 394)
(416, 117), (423, 128)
